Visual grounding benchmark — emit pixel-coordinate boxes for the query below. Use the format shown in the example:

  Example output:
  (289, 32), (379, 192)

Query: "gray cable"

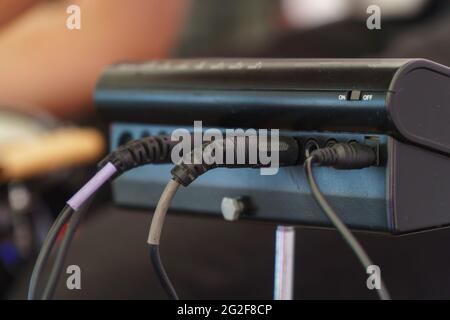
(41, 205), (87, 300)
(147, 179), (180, 246)
(304, 157), (391, 300)
(147, 179), (180, 299)
(27, 205), (73, 300)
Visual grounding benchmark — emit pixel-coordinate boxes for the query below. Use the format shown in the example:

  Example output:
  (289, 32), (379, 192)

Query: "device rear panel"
(110, 124), (391, 232)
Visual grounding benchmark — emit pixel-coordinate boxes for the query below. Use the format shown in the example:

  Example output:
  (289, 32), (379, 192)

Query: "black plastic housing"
(96, 59), (450, 234)
(96, 59), (450, 155)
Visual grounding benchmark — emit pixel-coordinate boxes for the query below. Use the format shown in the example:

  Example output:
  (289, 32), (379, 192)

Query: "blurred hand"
(0, 0), (190, 118)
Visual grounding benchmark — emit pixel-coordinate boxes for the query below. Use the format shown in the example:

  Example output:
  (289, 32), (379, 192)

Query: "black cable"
(29, 134), (177, 300)
(304, 156), (391, 300)
(150, 136), (300, 299)
(27, 205), (74, 300)
(171, 135), (300, 186)
(148, 245), (179, 300)
(28, 163), (114, 301)
(41, 204), (88, 300)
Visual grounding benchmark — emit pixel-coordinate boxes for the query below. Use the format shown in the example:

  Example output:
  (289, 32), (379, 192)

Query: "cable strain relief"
(171, 163), (213, 186)
(310, 147), (338, 166)
(97, 135), (175, 174)
(310, 142), (377, 169)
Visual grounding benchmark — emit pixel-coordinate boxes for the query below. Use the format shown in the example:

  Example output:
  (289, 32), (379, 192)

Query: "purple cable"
(67, 162), (117, 211)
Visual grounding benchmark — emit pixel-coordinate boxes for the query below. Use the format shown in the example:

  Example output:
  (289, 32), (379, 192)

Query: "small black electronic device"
(96, 59), (450, 234)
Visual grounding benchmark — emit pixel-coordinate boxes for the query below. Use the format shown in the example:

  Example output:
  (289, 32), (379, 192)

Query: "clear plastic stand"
(273, 225), (296, 300)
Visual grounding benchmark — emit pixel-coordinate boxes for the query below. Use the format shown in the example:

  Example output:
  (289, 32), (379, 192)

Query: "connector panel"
(109, 123), (390, 232)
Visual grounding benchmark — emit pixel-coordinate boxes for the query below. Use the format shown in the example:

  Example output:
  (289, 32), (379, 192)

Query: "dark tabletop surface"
(8, 203), (450, 299)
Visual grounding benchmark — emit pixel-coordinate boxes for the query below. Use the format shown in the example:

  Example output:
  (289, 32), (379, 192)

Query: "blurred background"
(0, 0), (449, 299)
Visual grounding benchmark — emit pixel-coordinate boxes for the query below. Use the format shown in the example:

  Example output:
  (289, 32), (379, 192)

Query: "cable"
(38, 163), (117, 299)
(171, 135), (300, 186)
(28, 163), (117, 300)
(147, 135), (300, 299)
(149, 245), (179, 300)
(153, 139), (390, 300)
(27, 205), (73, 300)
(41, 202), (89, 300)
(147, 179), (180, 299)
(29, 135), (178, 300)
(304, 144), (391, 300)
(30, 133), (389, 301)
